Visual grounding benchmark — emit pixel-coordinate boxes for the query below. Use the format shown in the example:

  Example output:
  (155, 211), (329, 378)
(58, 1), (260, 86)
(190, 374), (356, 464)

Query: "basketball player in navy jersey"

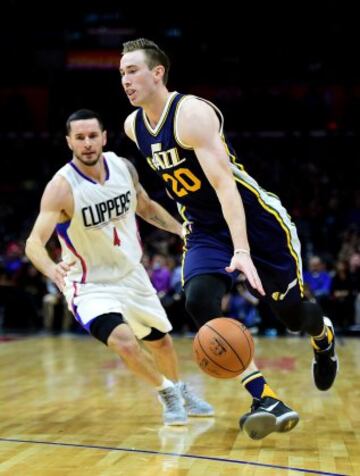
(25, 109), (213, 426)
(119, 38), (338, 440)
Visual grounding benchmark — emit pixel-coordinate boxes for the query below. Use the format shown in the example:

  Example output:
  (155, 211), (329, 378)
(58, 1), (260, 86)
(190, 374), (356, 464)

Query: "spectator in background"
(222, 275), (260, 330)
(330, 260), (355, 331)
(4, 241), (24, 277)
(338, 227), (360, 262)
(349, 252), (360, 326)
(304, 256), (332, 312)
(150, 253), (171, 298)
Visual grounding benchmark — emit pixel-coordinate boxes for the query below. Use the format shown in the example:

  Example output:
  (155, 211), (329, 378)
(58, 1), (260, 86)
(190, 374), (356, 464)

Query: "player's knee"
(142, 328), (169, 343)
(184, 274), (228, 325)
(89, 312), (125, 345)
(270, 302), (303, 332)
(147, 333), (173, 350)
(107, 327), (140, 358)
(298, 301), (324, 335)
(185, 295), (207, 322)
(286, 320), (302, 333)
(271, 300), (323, 335)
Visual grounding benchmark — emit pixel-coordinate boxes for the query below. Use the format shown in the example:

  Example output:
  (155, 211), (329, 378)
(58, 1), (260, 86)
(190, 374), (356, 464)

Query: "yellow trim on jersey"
(221, 135), (245, 171)
(233, 175), (304, 296)
(174, 95), (195, 150)
(142, 92), (178, 137)
(178, 205), (190, 287)
(174, 94), (229, 151)
(228, 154), (297, 227)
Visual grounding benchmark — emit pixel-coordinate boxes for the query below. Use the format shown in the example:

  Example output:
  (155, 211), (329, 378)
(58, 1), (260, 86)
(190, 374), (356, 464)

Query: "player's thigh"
(121, 266), (172, 339)
(63, 283), (123, 332)
(183, 232), (235, 286)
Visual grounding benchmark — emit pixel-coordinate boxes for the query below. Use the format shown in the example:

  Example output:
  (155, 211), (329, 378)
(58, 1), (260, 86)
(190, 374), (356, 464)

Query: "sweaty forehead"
(70, 119), (101, 135)
(120, 50), (148, 69)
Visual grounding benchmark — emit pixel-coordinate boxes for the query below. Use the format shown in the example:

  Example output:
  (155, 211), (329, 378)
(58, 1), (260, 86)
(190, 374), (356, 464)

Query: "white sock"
(156, 377), (174, 391)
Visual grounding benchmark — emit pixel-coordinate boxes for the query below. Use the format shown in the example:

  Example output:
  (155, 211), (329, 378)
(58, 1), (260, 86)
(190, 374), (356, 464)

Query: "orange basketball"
(193, 317), (254, 379)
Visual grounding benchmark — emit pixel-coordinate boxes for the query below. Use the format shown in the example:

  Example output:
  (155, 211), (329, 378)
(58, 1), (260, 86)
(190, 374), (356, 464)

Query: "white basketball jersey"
(55, 151), (142, 284)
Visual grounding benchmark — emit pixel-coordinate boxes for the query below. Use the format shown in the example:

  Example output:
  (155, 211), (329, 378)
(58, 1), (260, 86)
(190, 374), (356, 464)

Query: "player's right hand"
(225, 253), (265, 296)
(50, 261), (75, 292)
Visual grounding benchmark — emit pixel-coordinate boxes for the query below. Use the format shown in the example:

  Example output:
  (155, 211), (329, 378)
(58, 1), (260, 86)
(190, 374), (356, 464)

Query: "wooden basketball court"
(0, 334), (358, 475)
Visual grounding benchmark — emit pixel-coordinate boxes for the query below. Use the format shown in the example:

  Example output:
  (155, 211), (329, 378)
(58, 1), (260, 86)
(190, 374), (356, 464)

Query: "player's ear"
(102, 130), (107, 146)
(153, 64), (165, 83)
(66, 135), (73, 151)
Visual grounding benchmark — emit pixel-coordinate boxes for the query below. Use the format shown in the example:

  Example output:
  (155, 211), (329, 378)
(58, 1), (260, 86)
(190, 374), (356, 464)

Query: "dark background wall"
(1, 0), (359, 258)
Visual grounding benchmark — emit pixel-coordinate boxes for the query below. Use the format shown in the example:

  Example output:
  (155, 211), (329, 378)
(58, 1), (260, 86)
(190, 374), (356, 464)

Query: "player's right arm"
(177, 98), (265, 296)
(25, 176), (74, 291)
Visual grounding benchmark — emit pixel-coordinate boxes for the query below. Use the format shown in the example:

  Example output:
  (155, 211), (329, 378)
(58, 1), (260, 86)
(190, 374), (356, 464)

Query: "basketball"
(193, 318), (254, 379)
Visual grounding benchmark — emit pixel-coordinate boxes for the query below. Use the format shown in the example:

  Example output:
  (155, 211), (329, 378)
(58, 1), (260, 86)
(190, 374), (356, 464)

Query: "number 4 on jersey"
(113, 227), (121, 246)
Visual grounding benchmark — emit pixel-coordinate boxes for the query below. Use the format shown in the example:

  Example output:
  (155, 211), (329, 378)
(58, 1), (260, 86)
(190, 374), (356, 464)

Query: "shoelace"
(160, 389), (181, 410)
(180, 384), (203, 405)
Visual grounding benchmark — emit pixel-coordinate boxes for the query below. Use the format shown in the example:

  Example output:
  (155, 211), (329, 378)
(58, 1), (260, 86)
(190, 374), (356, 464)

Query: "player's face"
(120, 50), (160, 107)
(66, 119), (107, 167)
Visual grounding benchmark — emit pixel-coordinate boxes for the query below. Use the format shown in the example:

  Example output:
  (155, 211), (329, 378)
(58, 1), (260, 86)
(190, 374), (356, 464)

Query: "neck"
(143, 88), (172, 128)
(73, 155), (105, 182)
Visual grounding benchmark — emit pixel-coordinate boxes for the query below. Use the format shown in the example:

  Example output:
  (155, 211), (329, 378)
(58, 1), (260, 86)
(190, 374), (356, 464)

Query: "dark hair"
(66, 109), (104, 134)
(122, 38), (170, 85)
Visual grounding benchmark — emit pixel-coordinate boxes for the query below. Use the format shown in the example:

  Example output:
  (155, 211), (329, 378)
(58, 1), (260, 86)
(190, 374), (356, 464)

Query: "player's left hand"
(225, 253), (265, 296)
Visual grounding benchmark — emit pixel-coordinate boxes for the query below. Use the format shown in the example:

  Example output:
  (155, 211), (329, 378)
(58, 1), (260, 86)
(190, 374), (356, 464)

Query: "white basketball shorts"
(63, 264), (172, 339)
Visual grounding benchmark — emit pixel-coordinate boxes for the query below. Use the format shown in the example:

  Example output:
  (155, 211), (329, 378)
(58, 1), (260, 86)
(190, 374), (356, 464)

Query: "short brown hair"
(122, 38), (170, 85)
(66, 109), (104, 134)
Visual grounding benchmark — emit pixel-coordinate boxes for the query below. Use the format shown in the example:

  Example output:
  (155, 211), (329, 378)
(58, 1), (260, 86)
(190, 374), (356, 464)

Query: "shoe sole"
(311, 317), (339, 391)
(187, 411), (215, 417)
(165, 419), (188, 426)
(243, 411), (299, 440)
(242, 412), (276, 440)
(276, 411), (300, 433)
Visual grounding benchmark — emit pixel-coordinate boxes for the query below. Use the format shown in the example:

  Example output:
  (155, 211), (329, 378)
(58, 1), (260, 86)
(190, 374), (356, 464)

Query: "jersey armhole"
(174, 95), (225, 150)
(52, 171), (75, 219)
(174, 95), (195, 150)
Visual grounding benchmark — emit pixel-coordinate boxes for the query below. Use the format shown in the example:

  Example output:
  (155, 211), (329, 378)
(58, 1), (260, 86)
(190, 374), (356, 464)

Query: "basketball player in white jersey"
(25, 109), (213, 426)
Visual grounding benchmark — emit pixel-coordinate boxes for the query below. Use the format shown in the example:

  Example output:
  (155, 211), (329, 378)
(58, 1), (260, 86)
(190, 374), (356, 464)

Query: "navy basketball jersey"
(132, 92), (304, 296)
(133, 91), (243, 230)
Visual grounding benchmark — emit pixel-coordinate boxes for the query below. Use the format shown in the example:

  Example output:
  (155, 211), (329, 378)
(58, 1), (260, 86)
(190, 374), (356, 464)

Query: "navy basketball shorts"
(182, 209), (304, 307)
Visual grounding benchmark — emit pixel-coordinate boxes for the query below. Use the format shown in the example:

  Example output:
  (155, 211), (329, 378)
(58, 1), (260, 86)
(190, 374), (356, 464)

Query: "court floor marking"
(0, 437), (348, 476)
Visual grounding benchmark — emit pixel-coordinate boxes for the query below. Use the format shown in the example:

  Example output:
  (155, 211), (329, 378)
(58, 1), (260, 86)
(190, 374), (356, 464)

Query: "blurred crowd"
(1, 211), (360, 337)
(1, 127), (359, 338)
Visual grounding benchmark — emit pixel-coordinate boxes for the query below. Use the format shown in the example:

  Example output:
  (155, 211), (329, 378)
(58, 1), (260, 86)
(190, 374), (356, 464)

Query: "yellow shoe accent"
(312, 323), (334, 351)
(326, 326), (334, 344)
(261, 384), (277, 399)
(311, 337), (321, 351)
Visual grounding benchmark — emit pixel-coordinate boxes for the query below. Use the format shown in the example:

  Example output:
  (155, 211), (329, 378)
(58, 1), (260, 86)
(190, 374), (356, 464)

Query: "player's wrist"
(234, 248), (250, 256)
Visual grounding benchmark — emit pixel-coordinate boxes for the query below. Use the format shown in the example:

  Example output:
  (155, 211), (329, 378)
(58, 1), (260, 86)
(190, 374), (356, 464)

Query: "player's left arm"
(178, 98), (265, 295)
(122, 158), (183, 237)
